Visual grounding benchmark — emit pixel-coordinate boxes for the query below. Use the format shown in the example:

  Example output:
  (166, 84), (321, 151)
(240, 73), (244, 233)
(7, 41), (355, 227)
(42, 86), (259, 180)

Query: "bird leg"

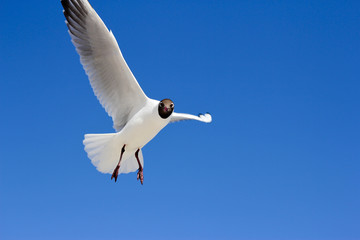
(135, 149), (144, 185)
(111, 144), (126, 182)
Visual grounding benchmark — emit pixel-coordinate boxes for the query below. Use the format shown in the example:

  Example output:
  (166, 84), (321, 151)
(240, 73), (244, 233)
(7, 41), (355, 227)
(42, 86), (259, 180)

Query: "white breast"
(119, 99), (170, 151)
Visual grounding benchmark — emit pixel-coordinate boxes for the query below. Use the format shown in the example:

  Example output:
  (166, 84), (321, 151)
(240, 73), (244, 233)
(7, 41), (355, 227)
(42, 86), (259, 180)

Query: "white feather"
(170, 112), (212, 123)
(83, 133), (143, 174)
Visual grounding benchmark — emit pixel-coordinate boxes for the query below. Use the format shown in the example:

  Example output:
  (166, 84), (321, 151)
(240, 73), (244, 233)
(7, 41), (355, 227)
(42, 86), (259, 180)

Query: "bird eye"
(170, 103), (174, 108)
(159, 102), (164, 108)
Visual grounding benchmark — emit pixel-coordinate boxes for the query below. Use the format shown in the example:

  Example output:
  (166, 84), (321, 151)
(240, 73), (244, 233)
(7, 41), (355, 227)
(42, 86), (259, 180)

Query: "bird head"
(158, 99), (174, 119)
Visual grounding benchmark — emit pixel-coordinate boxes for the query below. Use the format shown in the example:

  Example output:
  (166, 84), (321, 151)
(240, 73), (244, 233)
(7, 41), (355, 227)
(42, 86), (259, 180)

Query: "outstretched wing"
(61, 0), (148, 131)
(170, 112), (212, 123)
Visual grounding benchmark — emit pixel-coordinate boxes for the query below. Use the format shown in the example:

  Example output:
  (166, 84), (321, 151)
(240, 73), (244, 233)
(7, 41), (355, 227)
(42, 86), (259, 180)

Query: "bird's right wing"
(170, 112), (212, 123)
(61, 0), (148, 131)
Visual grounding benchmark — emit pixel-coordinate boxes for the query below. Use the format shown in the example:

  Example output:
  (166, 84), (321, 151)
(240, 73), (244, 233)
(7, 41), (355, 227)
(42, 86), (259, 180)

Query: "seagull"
(61, 0), (212, 184)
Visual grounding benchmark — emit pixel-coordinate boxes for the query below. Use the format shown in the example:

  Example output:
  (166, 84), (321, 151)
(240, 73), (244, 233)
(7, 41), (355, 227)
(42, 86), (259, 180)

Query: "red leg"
(111, 144), (126, 182)
(135, 149), (144, 185)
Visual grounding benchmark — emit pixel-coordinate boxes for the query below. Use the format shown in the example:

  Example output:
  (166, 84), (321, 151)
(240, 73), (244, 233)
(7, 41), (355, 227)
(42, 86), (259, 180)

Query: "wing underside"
(61, 0), (148, 131)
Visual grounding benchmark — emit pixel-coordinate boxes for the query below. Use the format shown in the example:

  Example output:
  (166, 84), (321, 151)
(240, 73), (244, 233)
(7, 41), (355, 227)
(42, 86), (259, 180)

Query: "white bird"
(61, 0), (212, 184)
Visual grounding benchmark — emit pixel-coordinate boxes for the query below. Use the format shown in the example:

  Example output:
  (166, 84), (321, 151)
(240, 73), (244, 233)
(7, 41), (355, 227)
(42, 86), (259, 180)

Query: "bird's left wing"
(61, 0), (148, 131)
(170, 112), (212, 123)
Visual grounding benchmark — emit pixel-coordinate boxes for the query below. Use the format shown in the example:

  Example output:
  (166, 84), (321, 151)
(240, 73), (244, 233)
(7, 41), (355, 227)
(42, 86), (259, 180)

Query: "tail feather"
(83, 133), (144, 175)
(84, 133), (119, 173)
(121, 150), (144, 174)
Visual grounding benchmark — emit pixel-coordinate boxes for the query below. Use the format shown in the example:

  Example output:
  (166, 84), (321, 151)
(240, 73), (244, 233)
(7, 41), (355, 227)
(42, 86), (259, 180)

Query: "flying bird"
(61, 0), (212, 184)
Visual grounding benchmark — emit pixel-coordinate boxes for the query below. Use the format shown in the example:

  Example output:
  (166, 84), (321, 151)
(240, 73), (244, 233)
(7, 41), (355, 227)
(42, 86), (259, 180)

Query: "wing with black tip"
(61, 0), (148, 131)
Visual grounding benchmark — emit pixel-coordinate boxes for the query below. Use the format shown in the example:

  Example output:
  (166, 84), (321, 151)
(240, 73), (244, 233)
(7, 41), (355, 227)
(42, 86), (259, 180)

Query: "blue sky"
(1, 0), (359, 239)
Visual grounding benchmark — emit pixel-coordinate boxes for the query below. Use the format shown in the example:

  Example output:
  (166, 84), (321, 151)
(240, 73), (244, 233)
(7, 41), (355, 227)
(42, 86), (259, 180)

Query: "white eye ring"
(170, 103), (174, 108)
(159, 102), (164, 108)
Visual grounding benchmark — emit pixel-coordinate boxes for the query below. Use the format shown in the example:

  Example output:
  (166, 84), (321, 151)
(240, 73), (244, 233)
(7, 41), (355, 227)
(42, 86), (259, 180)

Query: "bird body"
(84, 99), (169, 175)
(119, 99), (170, 150)
(61, 0), (212, 183)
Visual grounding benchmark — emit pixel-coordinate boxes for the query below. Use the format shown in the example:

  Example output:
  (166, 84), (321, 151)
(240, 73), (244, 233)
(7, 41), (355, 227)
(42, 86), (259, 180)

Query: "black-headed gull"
(61, 0), (212, 184)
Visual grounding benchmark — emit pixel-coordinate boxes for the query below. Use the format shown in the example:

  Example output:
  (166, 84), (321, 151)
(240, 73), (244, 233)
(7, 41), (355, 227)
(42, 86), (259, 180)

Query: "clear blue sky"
(1, 0), (359, 239)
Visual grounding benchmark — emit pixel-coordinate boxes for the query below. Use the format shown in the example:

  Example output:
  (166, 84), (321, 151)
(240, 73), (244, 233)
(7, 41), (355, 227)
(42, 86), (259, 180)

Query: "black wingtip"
(60, 0), (69, 10)
(198, 112), (210, 117)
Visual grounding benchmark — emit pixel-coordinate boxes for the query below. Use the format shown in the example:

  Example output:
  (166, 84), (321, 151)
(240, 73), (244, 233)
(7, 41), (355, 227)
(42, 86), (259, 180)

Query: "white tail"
(83, 133), (143, 174)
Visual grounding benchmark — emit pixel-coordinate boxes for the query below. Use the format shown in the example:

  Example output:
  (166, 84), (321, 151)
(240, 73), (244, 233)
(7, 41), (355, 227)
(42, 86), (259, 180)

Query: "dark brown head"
(158, 99), (174, 119)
